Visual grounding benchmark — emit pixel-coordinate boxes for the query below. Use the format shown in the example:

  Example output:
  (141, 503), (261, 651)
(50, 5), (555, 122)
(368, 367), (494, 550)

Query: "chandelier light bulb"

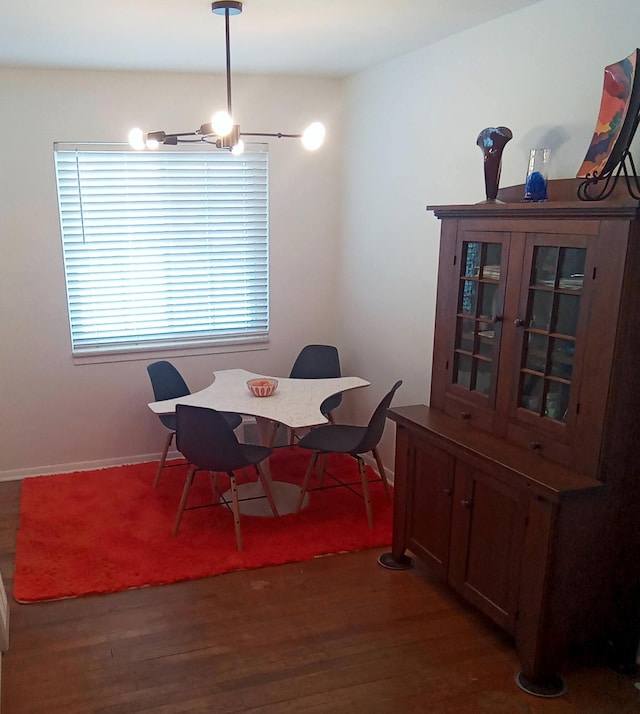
(128, 128), (146, 151)
(211, 111), (234, 137)
(231, 139), (245, 156)
(301, 122), (326, 151)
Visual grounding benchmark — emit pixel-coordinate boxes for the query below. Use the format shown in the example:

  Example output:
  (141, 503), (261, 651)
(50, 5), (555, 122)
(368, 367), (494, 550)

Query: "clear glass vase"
(523, 148), (551, 202)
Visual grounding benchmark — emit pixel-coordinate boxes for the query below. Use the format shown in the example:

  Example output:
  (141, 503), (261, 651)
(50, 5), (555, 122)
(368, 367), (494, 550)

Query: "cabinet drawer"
(507, 422), (573, 467)
(443, 394), (496, 432)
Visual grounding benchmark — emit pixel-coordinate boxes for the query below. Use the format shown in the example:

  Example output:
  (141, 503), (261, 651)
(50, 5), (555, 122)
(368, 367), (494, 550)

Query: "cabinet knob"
(444, 487), (453, 496)
(491, 314), (503, 323)
(460, 411), (471, 420)
(514, 318), (525, 327)
(530, 441), (541, 451)
(461, 498), (473, 508)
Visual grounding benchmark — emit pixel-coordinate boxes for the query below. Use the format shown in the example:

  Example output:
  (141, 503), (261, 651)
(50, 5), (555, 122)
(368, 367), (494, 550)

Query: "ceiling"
(0, 0), (541, 77)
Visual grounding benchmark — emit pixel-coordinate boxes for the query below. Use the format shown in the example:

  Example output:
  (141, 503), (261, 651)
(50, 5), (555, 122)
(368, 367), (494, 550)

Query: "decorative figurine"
(477, 126), (513, 203)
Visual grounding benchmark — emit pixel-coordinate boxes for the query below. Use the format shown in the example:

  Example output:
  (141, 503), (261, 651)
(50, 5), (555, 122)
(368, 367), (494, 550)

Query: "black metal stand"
(578, 149), (640, 200)
(377, 552), (414, 570)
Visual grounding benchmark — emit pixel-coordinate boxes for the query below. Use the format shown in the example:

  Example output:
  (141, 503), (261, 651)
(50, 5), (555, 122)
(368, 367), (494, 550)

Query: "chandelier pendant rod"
(223, 7), (233, 119)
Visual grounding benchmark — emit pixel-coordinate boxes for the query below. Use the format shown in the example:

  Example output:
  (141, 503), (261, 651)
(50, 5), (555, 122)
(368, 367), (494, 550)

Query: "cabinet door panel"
(443, 231), (510, 412)
(407, 440), (454, 579)
(509, 233), (593, 445)
(449, 462), (527, 633)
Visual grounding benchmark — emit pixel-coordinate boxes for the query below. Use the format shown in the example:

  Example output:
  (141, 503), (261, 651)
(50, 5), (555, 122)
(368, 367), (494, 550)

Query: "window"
(54, 144), (269, 357)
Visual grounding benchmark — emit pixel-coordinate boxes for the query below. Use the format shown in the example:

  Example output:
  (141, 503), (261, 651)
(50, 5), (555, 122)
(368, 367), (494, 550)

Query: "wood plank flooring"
(1, 478), (639, 713)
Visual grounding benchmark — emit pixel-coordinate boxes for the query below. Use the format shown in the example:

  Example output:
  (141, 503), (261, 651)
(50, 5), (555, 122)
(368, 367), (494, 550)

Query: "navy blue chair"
(295, 381), (402, 528)
(174, 405), (278, 550)
(147, 360), (242, 488)
(290, 344), (342, 416)
(288, 344), (342, 444)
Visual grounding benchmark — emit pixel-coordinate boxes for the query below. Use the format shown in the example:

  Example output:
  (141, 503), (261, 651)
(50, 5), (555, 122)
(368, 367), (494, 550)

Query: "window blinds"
(54, 145), (269, 354)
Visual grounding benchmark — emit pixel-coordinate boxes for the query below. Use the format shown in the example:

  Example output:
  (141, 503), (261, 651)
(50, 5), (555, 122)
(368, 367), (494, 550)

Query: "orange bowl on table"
(247, 378), (278, 397)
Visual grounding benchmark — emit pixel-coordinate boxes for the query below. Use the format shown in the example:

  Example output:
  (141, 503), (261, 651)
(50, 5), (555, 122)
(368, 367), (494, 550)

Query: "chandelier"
(128, 1), (325, 156)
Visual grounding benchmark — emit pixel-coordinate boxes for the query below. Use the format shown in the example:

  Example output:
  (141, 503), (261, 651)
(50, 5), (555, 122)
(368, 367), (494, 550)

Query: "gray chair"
(147, 360), (242, 488)
(288, 344), (342, 444)
(295, 381), (402, 528)
(174, 404), (278, 550)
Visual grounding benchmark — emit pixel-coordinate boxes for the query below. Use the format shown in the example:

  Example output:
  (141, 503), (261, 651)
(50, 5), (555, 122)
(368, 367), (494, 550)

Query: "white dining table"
(148, 368), (370, 516)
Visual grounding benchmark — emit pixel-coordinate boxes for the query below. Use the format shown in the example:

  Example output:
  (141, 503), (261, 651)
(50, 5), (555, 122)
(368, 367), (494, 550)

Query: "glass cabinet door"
(451, 238), (506, 405)
(516, 242), (586, 424)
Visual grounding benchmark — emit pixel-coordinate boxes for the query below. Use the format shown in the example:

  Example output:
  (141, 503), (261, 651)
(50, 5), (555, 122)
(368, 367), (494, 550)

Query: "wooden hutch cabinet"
(383, 180), (640, 696)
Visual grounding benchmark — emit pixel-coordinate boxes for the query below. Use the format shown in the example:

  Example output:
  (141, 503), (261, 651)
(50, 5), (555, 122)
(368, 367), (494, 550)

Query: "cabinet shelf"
(454, 349), (492, 362)
(526, 328), (576, 340)
(519, 368), (571, 385)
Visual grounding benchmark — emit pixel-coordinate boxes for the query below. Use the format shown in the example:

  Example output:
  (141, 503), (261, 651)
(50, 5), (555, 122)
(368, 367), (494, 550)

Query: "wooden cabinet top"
(389, 404), (602, 501)
(428, 179), (640, 220)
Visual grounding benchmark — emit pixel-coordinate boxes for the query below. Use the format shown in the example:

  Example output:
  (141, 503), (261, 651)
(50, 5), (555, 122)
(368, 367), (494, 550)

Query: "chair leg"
(228, 472), (243, 551)
(290, 426), (312, 445)
(316, 453), (328, 487)
(357, 457), (374, 529)
(209, 471), (220, 504)
(173, 466), (196, 536)
(255, 463), (279, 517)
(266, 420), (279, 447)
(372, 447), (392, 501)
(297, 452), (319, 512)
(153, 431), (175, 488)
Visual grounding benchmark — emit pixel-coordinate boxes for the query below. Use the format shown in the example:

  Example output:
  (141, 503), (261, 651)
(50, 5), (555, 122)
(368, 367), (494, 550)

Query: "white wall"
(0, 68), (345, 477)
(340, 0), (640, 465)
(2, 0), (640, 478)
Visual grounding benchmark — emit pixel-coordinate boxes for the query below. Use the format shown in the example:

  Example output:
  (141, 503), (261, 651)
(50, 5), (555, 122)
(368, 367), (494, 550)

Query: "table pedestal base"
(222, 480), (308, 517)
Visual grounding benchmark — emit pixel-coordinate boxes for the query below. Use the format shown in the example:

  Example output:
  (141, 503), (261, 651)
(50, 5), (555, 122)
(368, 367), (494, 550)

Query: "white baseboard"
(0, 419), (395, 487)
(0, 453), (164, 483)
(0, 418), (257, 483)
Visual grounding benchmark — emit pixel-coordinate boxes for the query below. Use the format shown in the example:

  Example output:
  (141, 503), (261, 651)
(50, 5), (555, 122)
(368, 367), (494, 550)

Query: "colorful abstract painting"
(577, 49), (640, 178)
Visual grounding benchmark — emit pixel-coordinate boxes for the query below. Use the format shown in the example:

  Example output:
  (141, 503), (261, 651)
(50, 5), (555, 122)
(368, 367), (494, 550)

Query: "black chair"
(147, 360), (242, 488)
(288, 344), (342, 444)
(295, 381), (402, 528)
(174, 405), (278, 550)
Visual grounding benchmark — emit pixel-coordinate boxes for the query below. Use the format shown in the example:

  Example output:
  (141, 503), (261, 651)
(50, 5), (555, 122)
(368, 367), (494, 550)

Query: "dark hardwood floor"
(1, 478), (638, 713)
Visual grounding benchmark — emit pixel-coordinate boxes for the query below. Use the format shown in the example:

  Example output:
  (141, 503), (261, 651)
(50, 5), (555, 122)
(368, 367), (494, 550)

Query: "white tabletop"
(148, 368), (370, 429)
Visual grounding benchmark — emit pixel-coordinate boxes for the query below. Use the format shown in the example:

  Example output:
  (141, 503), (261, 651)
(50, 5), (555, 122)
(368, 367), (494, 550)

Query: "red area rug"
(13, 447), (392, 602)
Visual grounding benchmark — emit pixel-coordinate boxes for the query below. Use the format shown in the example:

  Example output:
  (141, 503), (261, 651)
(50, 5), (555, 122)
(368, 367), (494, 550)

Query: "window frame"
(54, 142), (270, 363)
